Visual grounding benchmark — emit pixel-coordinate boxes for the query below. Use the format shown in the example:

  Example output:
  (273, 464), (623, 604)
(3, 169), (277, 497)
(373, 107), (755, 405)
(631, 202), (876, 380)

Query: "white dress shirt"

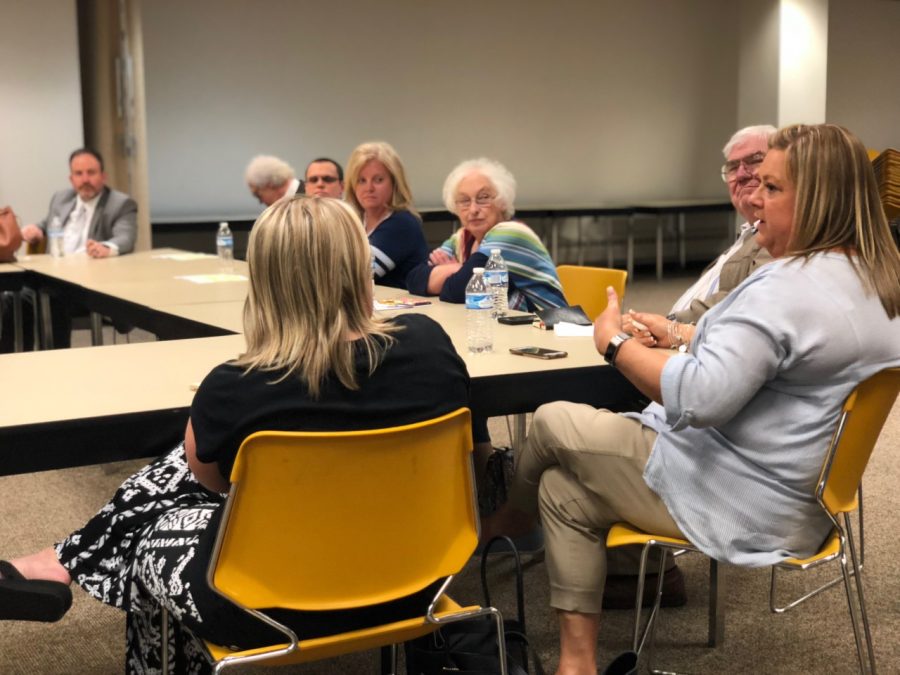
(62, 194), (120, 256)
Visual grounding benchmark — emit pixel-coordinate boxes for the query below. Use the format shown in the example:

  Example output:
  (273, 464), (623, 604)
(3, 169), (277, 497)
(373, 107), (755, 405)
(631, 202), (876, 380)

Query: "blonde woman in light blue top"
(484, 124), (900, 675)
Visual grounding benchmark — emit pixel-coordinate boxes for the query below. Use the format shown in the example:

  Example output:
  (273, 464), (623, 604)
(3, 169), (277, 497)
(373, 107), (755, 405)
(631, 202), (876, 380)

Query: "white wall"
(826, 0), (900, 150)
(778, 0), (828, 125)
(0, 0), (83, 224)
(140, 0), (740, 220)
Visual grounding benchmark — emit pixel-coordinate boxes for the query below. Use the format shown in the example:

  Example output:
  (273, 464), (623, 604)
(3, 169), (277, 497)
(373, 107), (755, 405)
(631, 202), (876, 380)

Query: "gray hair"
(443, 158), (517, 219)
(244, 155), (295, 188)
(722, 125), (777, 158)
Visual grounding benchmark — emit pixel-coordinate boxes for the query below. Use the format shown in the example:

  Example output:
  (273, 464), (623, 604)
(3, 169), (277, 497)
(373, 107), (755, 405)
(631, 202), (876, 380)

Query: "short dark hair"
(306, 157), (344, 182)
(69, 147), (104, 171)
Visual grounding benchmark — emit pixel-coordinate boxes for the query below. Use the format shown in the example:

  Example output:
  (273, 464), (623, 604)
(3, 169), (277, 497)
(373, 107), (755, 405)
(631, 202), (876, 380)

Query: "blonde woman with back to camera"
(0, 196), (471, 673)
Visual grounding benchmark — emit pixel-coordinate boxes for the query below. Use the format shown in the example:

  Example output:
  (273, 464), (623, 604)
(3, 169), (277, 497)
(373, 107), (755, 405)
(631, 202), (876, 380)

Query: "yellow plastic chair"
(556, 264), (627, 319)
(160, 408), (508, 674)
(607, 368), (900, 674)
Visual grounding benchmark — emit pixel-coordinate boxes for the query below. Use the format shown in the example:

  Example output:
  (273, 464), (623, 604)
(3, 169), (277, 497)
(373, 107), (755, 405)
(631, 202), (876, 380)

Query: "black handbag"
(404, 536), (545, 675)
(478, 446), (516, 516)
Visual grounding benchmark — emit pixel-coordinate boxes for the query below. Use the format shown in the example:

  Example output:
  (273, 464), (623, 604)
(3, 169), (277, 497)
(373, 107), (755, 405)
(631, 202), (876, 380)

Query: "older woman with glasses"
(406, 158), (566, 311)
(345, 141), (429, 288)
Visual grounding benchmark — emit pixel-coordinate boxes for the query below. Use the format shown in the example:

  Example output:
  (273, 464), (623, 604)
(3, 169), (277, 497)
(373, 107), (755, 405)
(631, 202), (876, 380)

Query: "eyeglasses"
(455, 193), (496, 210)
(720, 152), (765, 182)
(307, 175), (339, 184)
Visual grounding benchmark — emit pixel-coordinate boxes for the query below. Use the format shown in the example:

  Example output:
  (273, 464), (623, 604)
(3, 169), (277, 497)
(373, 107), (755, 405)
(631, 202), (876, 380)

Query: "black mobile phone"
(498, 314), (536, 326)
(509, 346), (568, 359)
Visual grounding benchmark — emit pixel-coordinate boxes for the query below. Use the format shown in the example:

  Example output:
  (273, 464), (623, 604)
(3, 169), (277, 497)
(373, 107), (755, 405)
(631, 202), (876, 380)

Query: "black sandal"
(0, 560), (73, 622)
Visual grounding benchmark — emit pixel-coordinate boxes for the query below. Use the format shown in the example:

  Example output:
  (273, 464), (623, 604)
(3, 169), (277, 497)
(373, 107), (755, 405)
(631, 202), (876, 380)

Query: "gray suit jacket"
(672, 229), (773, 324)
(38, 187), (137, 254)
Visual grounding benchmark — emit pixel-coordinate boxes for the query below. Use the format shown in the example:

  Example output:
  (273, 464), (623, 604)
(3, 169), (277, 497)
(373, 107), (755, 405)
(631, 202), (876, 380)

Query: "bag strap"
(479, 535), (526, 631)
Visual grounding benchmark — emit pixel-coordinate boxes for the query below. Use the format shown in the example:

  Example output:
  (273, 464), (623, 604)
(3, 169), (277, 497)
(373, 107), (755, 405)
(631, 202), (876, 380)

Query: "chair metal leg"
(510, 414), (528, 454)
(11, 291), (24, 352)
(39, 291), (53, 350)
(90, 312), (104, 346)
(844, 514), (877, 674)
(379, 644), (397, 675)
(857, 484), (865, 568)
(708, 558), (724, 647)
(161, 606), (170, 675)
(490, 606), (509, 675)
(770, 488), (865, 614)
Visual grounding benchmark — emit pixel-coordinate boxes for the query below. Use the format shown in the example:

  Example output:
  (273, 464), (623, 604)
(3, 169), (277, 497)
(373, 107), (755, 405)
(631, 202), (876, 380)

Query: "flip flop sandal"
(0, 560), (73, 622)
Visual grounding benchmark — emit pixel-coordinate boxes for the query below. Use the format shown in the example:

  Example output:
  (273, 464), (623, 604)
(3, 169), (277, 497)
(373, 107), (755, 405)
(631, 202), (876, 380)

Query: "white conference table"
(1, 250), (642, 475)
(14, 249), (247, 343)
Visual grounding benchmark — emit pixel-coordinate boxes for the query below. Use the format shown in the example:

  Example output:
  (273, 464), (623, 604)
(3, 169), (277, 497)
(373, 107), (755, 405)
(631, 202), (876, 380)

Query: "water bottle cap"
(491, 248), (501, 255)
(473, 267), (485, 274)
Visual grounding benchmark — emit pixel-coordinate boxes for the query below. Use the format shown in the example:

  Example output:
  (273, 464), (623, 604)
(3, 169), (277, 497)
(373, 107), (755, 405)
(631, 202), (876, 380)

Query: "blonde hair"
(771, 124), (900, 318)
(344, 141), (420, 221)
(235, 196), (398, 396)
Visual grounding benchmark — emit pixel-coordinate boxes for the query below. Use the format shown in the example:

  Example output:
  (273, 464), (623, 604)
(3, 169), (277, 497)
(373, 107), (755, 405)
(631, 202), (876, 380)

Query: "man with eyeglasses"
(664, 124), (776, 323)
(304, 158), (344, 198)
(244, 155), (303, 207)
(624, 125), (776, 348)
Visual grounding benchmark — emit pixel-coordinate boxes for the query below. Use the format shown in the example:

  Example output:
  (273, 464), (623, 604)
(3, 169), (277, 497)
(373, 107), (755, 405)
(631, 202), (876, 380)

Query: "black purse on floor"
(404, 536), (545, 675)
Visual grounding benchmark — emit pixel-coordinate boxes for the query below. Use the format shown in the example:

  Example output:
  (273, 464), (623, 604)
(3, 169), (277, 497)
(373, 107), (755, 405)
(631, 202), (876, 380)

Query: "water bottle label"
(465, 293), (493, 310)
(484, 270), (508, 285)
(217, 236), (233, 247)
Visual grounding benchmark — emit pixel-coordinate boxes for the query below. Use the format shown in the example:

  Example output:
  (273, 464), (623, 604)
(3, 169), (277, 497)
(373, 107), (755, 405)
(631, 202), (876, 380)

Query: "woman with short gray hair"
(407, 157), (565, 311)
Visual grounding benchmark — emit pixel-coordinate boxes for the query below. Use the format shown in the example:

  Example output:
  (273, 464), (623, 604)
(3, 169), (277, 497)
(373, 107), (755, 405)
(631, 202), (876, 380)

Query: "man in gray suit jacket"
(21, 148), (137, 257)
(1, 149), (138, 351)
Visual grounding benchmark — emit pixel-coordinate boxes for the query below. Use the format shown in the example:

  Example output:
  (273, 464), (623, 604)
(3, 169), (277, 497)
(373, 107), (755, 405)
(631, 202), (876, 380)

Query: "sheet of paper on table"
(176, 273), (248, 284)
(152, 253), (216, 261)
(374, 297), (433, 310)
(554, 321), (594, 337)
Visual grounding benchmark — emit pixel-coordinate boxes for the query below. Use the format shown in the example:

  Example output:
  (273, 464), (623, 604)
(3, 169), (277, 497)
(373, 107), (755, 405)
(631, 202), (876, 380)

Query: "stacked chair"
(871, 148), (900, 221)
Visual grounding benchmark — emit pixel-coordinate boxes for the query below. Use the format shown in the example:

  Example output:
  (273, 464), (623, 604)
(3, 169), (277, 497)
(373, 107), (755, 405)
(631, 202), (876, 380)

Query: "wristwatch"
(604, 332), (633, 368)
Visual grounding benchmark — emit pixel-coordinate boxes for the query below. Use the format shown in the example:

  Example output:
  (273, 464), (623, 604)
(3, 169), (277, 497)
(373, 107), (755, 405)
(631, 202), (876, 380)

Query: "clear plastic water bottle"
(465, 267), (494, 354)
(48, 216), (64, 257)
(216, 221), (234, 268)
(484, 248), (509, 318)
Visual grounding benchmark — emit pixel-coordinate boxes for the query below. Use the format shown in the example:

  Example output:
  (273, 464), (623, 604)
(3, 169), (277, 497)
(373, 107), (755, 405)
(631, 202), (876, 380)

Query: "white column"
(778, 0), (829, 125)
(736, 0), (829, 129)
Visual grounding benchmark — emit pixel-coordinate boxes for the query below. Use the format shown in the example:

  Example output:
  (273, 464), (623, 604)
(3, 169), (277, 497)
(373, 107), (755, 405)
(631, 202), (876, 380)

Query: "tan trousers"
(508, 401), (685, 614)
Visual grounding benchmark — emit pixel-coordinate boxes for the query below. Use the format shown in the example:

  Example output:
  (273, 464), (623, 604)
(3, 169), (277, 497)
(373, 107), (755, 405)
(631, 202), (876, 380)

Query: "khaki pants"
(508, 401), (685, 614)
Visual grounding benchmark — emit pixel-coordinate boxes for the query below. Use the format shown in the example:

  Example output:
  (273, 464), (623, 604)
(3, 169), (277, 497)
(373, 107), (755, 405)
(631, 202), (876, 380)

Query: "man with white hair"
(622, 125), (776, 352)
(669, 124), (776, 322)
(244, 155), (302, 206)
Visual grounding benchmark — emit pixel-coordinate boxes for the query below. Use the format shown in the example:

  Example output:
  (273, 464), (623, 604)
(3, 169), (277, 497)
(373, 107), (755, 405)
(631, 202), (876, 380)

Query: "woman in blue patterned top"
(406, 158), (566, 311)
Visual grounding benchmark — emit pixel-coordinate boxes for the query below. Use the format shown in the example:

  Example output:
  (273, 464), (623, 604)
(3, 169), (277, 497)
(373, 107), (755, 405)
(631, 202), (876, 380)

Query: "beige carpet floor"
(2, 269), (898, 674)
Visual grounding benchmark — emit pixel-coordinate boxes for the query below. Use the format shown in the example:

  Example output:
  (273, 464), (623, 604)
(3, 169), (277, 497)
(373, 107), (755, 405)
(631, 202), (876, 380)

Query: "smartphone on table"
(509, 346), (568, 359)
(498, 314), (536, 326)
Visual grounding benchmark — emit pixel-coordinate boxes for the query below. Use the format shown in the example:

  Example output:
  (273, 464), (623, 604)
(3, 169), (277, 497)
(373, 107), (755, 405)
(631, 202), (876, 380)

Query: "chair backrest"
(556, 264), (627, 319)
(208, 407), (477, 612)
(818, 368), (900, 516)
